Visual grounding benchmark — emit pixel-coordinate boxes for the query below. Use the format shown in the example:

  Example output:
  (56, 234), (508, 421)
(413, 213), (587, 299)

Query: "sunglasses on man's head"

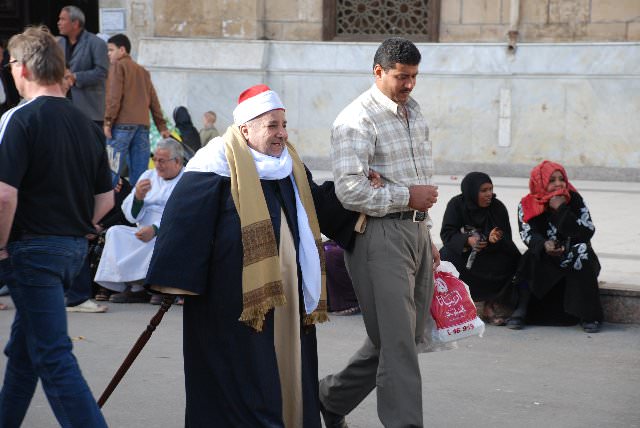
(3, 59), (18, 69)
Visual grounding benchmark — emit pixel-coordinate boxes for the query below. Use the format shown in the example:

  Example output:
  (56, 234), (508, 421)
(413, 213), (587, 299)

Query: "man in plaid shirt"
(319, 37), (440, 428)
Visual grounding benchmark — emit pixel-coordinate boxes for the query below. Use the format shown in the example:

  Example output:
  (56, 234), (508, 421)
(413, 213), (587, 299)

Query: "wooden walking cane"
(97, 294), (176, 408)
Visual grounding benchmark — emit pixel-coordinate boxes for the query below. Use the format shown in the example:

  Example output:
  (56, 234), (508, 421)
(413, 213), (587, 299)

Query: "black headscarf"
(440, 172), (521, 302)
(460, 171), (494, 234)
(173, 106), (202, 154)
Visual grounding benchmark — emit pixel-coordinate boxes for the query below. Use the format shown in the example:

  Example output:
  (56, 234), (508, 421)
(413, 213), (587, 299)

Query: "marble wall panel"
(417, 79), (475, 161)
(563, 80), (640, 168)
(185, 71), (268, 130)
(138, 39), (267, 70)
(139, 39), (640, 179)
(467, 79), (506, 159)
(509, 79), (567, 163)
(279, 73), (372, 159)
(266, 42), (377, 73)
(148, 71), (189, 120)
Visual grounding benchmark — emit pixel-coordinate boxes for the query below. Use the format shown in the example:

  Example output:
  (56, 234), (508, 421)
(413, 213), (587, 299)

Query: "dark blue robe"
(146, 170), (357, 427)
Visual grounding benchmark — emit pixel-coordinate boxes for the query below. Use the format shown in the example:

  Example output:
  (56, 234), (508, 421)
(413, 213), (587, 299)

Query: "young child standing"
(199, 110), (220, 146)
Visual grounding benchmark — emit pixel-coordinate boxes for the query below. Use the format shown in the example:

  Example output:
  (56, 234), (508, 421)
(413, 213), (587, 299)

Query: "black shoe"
(581, 321), (601, 333)
(506, 316), (524, 330)
(319, 401), (348, 428)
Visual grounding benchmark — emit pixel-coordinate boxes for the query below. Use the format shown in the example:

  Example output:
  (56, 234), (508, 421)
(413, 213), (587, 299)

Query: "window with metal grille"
(323, 0), (440, 41)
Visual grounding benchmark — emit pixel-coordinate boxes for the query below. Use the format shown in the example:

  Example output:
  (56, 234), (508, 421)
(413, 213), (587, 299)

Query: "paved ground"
(0, 303), (638, 427)
(1, 172), (639, 427)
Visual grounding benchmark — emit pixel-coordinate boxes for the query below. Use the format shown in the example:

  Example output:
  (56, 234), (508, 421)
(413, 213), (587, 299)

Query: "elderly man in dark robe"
(146, 84), (356, 427)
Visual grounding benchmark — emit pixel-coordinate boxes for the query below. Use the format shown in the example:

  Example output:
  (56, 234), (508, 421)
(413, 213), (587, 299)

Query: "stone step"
(599, 283), (640, 324)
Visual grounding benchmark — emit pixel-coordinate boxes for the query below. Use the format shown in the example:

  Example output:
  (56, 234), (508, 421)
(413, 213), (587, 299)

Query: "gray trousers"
(319, 217), (434, 428)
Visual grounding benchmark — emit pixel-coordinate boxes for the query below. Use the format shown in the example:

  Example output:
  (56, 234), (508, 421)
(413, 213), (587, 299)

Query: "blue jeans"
(0, 236), (107, 428)
(107, 124), (150, 187)
(65, 254), (92, 307)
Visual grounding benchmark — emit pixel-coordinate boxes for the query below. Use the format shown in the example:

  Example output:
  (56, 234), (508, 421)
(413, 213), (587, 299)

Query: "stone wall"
(138, 38), (640, 180)
(96, 0), (640, 180)
(263, 0), (324, 40)
(153, 0), (262, 39)
(98, 0), (640, 57)
(98, 0), (324, 56)
(98, 0), (154, 57)
(441, 0), (640, 42)
(150, 0), (323, 40)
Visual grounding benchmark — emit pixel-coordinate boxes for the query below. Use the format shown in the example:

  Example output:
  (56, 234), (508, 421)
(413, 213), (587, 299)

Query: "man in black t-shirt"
(0, 26), (112, 427)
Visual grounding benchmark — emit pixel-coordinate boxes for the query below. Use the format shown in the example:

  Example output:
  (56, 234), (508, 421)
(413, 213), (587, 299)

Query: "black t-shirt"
(0, 96), (112, 237)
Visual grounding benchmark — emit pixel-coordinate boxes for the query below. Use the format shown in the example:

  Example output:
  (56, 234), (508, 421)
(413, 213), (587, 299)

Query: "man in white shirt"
(94, 138), (184, 303)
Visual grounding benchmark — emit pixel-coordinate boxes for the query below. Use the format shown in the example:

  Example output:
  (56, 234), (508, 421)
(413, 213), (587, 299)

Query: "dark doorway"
(0, 0), (99, 42)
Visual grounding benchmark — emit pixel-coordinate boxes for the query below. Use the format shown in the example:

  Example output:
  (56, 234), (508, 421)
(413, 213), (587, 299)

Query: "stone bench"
(600, 283), (640, 324)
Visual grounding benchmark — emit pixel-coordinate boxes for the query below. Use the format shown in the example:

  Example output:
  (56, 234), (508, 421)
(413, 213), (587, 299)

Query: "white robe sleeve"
(122, 170), (153, 224)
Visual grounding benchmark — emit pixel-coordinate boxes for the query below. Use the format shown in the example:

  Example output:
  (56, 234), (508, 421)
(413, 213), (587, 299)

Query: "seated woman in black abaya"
(439, 172), (521, 325)
(516, 161), (603, 333)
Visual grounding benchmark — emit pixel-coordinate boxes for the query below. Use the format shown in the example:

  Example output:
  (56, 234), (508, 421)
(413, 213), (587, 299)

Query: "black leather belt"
(382, 211), (427, 221)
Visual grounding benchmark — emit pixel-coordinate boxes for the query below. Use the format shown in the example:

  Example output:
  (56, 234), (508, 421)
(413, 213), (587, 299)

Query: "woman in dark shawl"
(439, 172), (521, 325)
(516, 160), (603, 333)
(172, 106), (202, 157)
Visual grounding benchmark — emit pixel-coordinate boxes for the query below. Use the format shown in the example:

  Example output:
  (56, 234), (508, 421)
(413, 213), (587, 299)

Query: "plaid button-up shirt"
(331, 84), (434, 217)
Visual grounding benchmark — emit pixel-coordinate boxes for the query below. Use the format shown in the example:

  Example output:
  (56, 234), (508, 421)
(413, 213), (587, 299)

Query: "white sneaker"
(66, 299), (108, 313)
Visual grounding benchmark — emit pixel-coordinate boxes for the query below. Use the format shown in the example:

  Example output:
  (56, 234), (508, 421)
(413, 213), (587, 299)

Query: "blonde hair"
(8, 26), (65, 85)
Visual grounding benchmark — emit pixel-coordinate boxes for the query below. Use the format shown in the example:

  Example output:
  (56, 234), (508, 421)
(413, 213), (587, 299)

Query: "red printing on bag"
(446, 322), (475, 336)
(431, 271), (478, 329)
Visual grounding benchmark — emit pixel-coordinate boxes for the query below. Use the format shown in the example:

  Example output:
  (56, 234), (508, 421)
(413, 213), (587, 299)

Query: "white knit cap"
(232, 84), (285, 126)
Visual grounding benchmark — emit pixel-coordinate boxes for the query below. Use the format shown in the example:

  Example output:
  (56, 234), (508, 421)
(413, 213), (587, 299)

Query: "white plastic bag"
(418, 262), (484, 352)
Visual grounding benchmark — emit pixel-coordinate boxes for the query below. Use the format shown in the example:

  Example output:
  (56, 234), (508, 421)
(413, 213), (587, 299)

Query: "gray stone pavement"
(1, 172), (639, 427)
(0, 303), (638, 427)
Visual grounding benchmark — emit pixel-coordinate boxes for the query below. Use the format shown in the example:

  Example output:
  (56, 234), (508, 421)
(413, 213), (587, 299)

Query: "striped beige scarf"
(223, 126), (327, 332)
